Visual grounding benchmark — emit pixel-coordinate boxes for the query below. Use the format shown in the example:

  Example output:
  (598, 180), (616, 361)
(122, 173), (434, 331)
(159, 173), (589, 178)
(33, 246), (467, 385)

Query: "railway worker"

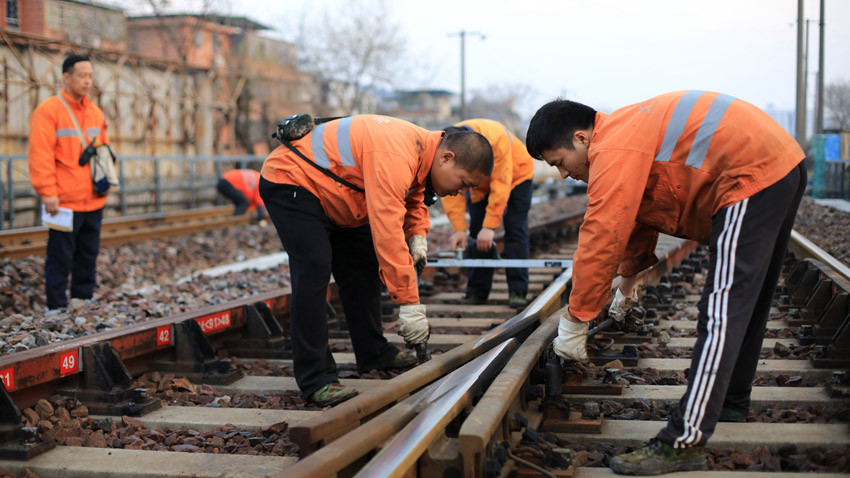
(28, 55), (111, 312)
(260, 115), (493, 407)
(526, 91), (805, 475)
(441, 119), (535, 309)
(217, 168), (267, 220)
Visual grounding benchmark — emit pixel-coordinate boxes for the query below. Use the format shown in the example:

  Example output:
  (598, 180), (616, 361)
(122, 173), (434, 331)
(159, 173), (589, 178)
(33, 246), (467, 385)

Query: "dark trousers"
(657, 162), (806, 448)
(466, 179), (533, 298)
(259, 178), (399, 398)
(217, 178), (250, 215)
(45, 208), (103, 309)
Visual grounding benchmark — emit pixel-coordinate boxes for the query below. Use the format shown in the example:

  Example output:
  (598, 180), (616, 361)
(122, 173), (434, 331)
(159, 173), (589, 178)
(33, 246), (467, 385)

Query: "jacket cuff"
(618, 252), (659, 277)
(567, 305), (599, 323)
(388, 284), (419, 304)
(482, 216), (501, 230)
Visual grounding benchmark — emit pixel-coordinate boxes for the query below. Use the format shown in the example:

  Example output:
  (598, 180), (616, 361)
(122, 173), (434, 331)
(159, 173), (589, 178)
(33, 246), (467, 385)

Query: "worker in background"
(28, 55), (110, 312)
(441, 119), (534, 309)
(217, 168), (267, 221)
(260, 115), (493, 407)
(526, 91), (805, 475)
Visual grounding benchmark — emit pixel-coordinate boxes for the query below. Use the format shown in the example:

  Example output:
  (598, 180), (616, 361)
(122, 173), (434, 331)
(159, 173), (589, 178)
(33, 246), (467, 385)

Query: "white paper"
(41, 205), (73, 232)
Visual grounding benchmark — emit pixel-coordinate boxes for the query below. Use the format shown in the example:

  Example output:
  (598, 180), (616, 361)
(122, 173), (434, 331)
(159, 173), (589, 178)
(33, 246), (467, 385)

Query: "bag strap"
(280, 138), (365, 193)
(57, 94), (90, 148)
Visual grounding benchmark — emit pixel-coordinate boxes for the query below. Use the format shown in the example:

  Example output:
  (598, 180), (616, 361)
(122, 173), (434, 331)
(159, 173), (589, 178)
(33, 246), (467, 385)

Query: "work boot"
(385, 350), (418, 369)
(508, 291), (528, 308)
(308, 383), (358, 407)
(461, 294), (487, 305)
(609, 438), (706, 475)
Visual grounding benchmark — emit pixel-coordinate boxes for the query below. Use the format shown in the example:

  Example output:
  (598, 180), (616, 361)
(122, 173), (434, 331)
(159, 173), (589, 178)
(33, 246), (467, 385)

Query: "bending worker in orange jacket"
(261, 115), (493, 406)
(28, 55), (110, 311)
(526, 91), (805, 475)
(441, 119), (535, 308)
(217, 169), (266, 220)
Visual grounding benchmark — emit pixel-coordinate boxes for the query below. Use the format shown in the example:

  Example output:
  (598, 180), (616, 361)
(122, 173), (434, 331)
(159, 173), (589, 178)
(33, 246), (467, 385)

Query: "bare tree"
(289, 0), (407, 115)
(825, 79), (850, 130)
(467, 83), (534, 137)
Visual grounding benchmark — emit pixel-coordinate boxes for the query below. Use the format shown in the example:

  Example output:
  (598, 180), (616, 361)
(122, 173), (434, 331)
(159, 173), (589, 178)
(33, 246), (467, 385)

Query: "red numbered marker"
(60, 350), (79, 375)
(0, 367), (13, 391)
(195, 311), (231, 334)
(156, 326), (172, 346)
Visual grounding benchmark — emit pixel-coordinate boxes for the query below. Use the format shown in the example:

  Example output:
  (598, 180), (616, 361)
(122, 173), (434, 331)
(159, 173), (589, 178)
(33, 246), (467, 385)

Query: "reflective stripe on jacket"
(222, 169), (264, 209)
(441, 119), (535, 231)
(28, 90), (109, 212)
(261, 115), (442, 304)
(569, 90), (804, 321)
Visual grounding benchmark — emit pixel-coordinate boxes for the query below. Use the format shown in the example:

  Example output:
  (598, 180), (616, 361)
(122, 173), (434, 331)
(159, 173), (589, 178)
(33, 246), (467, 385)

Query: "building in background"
(1, 0), (126, 50)
(377, 89), (454, 130)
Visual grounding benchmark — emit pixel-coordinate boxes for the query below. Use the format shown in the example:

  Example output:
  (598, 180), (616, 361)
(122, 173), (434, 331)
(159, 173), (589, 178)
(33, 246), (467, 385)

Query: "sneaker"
(386, 350), (418, 369)
(308, 383), (358, 407)
(609, 438), (706, 475)
(508, 292), (528, 308)
(461, 295), (487, 305)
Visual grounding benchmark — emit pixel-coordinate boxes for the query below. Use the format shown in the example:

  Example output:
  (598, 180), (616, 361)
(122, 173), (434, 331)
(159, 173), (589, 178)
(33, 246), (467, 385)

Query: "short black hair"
(63, 55), (90, 74)
(441, 131), (494, 176)
(526, 99), (597, 160)
(442, 126), (466, 135)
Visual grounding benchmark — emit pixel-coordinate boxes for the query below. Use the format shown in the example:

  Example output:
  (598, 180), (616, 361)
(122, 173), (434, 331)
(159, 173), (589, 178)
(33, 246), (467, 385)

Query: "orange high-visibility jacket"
(441, 119), (535, 231)
(569, 90), (805, 322)
(28, 90), (110, 212)
(261, 115), (443, 304)
(222, 169), (264, 209)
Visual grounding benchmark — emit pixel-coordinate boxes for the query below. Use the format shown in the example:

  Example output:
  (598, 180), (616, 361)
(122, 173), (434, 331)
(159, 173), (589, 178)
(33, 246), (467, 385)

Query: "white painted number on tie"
(60, 351), (78, 374)
(0, 368), (13, 391)
(157, 326), (171, 346)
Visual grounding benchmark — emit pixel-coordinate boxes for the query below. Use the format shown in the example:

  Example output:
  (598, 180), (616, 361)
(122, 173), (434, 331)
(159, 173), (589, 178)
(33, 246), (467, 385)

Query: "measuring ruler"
(426, 258), (572, 269)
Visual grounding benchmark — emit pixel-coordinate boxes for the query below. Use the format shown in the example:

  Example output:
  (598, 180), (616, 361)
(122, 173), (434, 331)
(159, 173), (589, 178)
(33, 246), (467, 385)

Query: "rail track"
(0, 209), (848, 477)
(0, 206), (250, 259)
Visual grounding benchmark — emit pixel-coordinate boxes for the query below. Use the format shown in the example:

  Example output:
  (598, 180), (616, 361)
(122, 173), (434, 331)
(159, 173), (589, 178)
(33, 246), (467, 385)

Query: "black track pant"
(45, 208), (103, 309)
(217, 178), (250, 215)
(466, 179), (533, 298)
(259, 178), (399, 398)
(657, 162), (806, 448)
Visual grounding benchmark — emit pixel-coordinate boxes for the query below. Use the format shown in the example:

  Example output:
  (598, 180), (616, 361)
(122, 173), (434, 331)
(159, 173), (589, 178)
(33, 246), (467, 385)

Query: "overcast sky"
(132, 0), (850, 118)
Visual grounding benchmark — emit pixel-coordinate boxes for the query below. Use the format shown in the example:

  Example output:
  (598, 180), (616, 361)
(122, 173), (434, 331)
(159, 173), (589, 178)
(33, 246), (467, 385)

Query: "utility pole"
(816, 0), (825, 134)
(448, 30), (484, 121)
(795, 0), (806, 146)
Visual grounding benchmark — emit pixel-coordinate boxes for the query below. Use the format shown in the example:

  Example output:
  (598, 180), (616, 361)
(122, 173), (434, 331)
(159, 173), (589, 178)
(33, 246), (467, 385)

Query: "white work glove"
(608, 287), (639, 324)
(398, 304), (430, 345)
(408, 235), (428, 276)
(552, 313), (589, 362)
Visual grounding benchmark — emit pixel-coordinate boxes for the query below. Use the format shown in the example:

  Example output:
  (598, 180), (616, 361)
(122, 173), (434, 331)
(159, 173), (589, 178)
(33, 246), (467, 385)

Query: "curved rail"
(0, 206), (250, 258)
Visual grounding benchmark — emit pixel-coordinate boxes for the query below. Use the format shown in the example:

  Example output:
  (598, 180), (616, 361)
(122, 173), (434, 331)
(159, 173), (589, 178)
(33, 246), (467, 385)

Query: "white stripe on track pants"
(656, 162), (806, 448)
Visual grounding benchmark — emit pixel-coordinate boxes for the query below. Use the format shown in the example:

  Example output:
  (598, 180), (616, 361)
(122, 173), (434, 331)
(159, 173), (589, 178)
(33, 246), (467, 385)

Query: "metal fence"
(0, 155), (265, 230)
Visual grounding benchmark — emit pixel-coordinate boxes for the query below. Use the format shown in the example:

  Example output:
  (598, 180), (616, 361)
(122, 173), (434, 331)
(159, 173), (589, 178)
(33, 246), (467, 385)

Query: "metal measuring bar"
(426, 258), (572, 269)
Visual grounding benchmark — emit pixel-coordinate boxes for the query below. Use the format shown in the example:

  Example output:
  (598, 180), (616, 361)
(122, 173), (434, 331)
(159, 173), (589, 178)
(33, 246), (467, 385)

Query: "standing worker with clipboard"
(28, 55), (113, 313)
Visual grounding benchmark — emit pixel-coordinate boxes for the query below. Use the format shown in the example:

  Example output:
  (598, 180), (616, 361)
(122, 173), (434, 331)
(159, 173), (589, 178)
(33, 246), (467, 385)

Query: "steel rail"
(457, 235), (699, 478)
(355, 339), (519, 477)
(789, 229), (850, 282)
(0, 206), (250, 258)
(289, 210), (586, 455)
(0, 206), (235, 246)
(458, 310), (561, 477)
(0, 283), (330, 406)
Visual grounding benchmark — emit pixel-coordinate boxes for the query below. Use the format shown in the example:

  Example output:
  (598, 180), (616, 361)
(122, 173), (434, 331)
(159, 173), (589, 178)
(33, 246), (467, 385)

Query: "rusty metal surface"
(459, 311), (561, 477)
(0, 285), (343, 401)
(354, 339), (518, 478)
(1, 207), (248, 258)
